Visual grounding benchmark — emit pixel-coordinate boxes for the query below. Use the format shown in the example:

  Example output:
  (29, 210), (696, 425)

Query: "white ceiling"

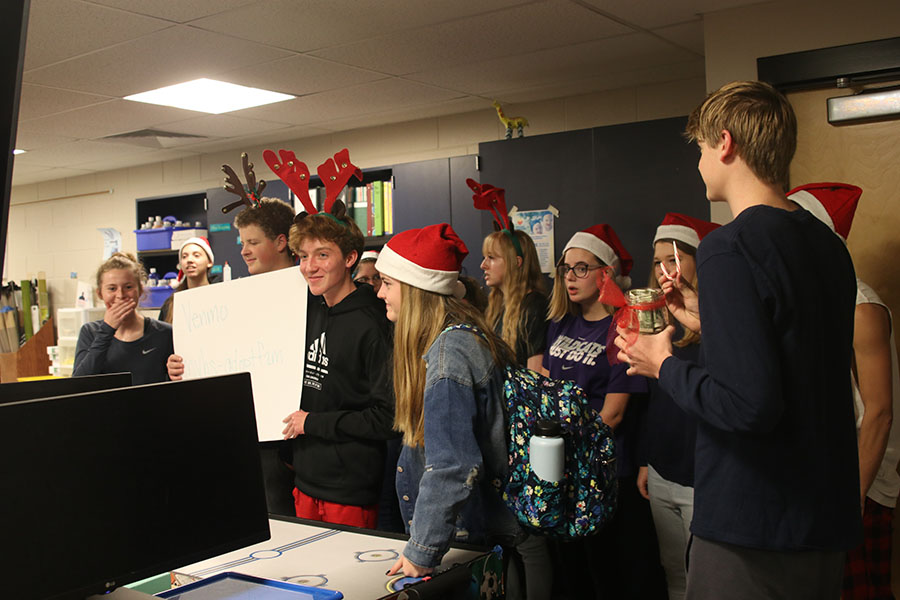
(12, 0), (763, 186)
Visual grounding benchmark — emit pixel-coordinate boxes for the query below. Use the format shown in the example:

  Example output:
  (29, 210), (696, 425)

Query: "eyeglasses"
(556, 263), (602, 278)
(354, 274), (381, 285)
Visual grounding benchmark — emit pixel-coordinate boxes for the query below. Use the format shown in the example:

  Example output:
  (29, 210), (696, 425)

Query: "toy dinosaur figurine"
(493, 100), (528, 139)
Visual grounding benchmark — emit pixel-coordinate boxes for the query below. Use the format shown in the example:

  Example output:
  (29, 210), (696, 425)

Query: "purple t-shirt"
(543, 313), (646, 411)
(543, 313), (647, 477)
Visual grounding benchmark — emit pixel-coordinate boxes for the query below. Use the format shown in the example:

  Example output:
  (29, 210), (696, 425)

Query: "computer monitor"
(0, 372), (270, 600)
(0, 372), (132, 405)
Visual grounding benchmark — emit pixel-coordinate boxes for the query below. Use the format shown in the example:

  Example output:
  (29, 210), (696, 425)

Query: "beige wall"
(5, 77), (705, 312)
(702, 0), (900, 224)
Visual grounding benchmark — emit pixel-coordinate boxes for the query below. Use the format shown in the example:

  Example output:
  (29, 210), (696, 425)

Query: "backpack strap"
(441, 323), (486, 339)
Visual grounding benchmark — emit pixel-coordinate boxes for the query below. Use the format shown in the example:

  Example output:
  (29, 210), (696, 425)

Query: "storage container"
(170, 228), (209, 249)
(135, 227), (189, 251)
(56, 307), (106, 340)
(141, 285), (175, 309)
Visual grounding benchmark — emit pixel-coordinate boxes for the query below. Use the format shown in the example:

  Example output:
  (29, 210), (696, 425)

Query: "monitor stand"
(87, 587), (155, 600)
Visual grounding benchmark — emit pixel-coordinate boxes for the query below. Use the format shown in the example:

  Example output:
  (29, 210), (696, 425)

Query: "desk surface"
(172, 518), (485, 599)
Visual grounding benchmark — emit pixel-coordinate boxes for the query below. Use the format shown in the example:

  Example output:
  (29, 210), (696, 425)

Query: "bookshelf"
(304, 168), (394, 243)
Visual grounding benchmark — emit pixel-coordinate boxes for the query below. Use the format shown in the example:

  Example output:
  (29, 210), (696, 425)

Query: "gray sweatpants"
(686, 536), (844, 600)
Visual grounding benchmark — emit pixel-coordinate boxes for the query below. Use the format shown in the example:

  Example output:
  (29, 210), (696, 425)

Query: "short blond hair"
(685, 80), (797, 191)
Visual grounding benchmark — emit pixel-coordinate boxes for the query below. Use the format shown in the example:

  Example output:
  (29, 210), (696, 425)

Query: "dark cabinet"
(478, 116), (708, 279)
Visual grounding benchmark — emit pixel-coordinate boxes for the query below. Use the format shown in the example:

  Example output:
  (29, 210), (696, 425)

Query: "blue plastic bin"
(141, 285), (174, 308)
(135, 227), (188, 251)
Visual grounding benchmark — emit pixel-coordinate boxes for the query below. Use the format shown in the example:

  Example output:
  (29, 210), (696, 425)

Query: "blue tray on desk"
(157, 572), (343, 600)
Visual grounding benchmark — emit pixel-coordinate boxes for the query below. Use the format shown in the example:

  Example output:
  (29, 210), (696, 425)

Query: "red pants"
(843, 496), (894, 600)
(293, 488), (378, 529)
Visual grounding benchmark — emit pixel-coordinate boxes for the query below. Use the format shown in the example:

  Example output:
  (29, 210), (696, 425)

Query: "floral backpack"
(445, 324), (618, 538)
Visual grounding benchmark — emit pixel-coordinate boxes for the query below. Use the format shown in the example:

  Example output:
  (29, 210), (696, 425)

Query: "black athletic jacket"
(293, 283), (396, 506)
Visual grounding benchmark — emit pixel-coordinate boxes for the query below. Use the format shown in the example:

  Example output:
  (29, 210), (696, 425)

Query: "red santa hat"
(178, 237), (214, 267)
(375, 224), (468, 296)
(177, 237), (214, 283)
(653, 213), (720, 249)
(563, 224), (633, 287)
(359, 250), (380, 262)
(787, 182), (862, 241)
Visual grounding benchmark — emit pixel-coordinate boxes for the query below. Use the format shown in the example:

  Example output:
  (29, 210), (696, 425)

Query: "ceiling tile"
(318, 97), (488, 132)
(19, 100), (204, 140)
(491, 59), (705, 103)
(652, 20), (705, 55)
(310, 0), (633, 75)
(24, 0), (171, 70)
(408, 32), (699, 95)
(84, 0), (264, 23)
(190, 0), (535, 54)
(233, 79), (464, 125)
(14, 130), (79, 152)
(24, 25), (294, 97)
(13, 140), (157, 169)
(174, 125), (335, 155)
(17, 84), (111, 121)
(157, 114), (296, 138)
(575, 0), (764, 29)
(218, 55), (387, 97)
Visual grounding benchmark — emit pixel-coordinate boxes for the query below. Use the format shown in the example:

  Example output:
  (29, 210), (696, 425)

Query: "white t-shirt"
(853, 280), (900, 508)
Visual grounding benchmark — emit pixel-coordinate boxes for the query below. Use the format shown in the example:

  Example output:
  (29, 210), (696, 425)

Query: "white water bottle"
(223, 261), (231, 282)
(530, 419), (564, 482)
(147, 267), (159, 287)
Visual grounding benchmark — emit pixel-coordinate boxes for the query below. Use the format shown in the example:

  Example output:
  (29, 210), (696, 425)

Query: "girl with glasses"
(542, 224), (663, 599)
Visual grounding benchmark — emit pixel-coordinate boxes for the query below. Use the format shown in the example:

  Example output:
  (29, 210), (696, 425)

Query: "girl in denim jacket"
(375, 224), (522, 578)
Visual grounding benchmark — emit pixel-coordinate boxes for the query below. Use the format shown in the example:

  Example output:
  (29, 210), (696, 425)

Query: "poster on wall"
(510, 206), (558, 274)
(173, 266), (307, 441)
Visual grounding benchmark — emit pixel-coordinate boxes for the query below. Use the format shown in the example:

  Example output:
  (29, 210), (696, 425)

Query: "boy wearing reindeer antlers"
(616, 81), (861, 599)
(274, 149), (395, 528)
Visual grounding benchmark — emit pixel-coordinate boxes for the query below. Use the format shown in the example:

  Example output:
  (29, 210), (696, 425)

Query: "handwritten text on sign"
(173, 267), (307, 441)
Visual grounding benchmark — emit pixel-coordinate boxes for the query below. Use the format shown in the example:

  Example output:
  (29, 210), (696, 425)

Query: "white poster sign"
(173, 267), (307, 441)
(510, 206), (558, 274)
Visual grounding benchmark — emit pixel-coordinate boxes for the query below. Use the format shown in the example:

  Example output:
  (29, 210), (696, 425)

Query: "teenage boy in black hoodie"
(282, 201), (395, 528)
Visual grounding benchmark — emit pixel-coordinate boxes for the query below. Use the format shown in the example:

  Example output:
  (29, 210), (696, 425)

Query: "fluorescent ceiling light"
(124, 78), (295, 114)
(13, 149), (26, 155)
(827, 86), (900, 124)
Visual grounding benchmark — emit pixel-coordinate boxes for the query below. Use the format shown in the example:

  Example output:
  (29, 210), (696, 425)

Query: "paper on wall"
(509, 205), (558, 274)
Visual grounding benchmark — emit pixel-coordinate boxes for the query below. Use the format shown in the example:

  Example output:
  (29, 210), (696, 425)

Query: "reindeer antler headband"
(466, 178), (523, 257)
(221, 153), (267, 214)
(263, 147), (363, 226)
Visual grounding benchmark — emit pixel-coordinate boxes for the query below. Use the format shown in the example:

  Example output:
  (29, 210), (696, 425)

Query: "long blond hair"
(649, 239), (700, 347)
(392, 281), (514, 447)
(483, 230), (545, 355)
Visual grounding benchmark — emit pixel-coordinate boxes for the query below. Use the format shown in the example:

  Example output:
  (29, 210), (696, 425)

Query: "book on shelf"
(372, 180), (384, 237)
(383, 179), (393, 235)
(352, 187), (367, 233)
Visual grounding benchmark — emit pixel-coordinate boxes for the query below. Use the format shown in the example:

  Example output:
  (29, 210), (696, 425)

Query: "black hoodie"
(293, 283), (396, 506)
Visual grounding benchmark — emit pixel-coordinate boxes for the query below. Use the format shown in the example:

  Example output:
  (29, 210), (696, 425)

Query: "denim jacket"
(396, 327), (521, 568)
